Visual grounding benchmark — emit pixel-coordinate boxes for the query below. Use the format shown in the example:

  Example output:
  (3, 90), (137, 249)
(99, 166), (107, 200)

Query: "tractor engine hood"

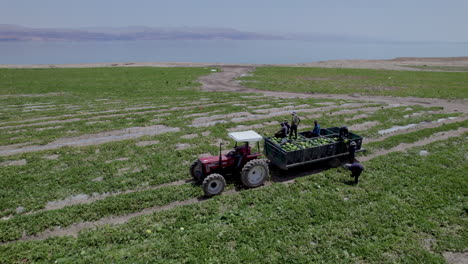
(199, 155), (229, 164)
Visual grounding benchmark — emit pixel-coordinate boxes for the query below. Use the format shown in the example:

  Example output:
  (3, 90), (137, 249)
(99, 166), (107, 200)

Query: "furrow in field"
(364, 115), (468, 143)
(9, 186), (252, 243)
(0, 100), (255, 127)
(0, 106), (159, 126)
(360, 127), (468, 162)
(0, 125), (180, 156)
(0, 92), (67, 98)
(225, 106), (384, 132)
(0, 112), (172, 130)
(11, 180), (191, 216)
(190, 104), (376, 127)
(14, 197), (207, 242)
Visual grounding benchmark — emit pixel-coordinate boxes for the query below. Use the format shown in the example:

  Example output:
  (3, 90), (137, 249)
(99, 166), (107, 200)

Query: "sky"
(2, 0), (468, 42)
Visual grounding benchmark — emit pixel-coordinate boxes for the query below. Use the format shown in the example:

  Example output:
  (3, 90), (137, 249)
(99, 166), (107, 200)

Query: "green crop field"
(238, 67), (468, 99)
(0, 66), (466, 263)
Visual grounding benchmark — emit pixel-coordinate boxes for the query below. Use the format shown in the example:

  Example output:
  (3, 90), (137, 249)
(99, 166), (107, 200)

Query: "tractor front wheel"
(190, 160), (202, 182)
(241, 159), (269, 188)
(202, 174), (226, 197)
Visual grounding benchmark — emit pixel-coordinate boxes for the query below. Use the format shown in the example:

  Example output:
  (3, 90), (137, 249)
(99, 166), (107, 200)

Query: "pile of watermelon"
(269, 136), (337, 152)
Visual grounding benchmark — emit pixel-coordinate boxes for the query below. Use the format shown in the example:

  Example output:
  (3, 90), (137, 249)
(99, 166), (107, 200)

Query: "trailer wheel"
(202, 174), (226, 197)
(328, 158), (342, 168)
(241, 159), (269, 188)
(190, 159), (202, 182)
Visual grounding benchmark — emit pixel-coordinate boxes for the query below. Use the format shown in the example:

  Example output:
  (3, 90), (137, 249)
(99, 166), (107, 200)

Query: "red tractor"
(190, 130), (269, 196)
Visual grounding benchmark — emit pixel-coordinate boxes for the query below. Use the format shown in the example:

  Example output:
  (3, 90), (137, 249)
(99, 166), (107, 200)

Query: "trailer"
(263, 127), (365, 170)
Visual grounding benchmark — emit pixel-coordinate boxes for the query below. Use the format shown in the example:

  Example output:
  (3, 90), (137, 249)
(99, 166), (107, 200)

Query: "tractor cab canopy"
(228, 130), (263, 154)
(228, 130), (263, 143)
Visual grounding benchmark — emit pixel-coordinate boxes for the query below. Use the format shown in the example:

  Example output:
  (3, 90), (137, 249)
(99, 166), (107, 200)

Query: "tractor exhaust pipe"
(219, 143), (223, 166)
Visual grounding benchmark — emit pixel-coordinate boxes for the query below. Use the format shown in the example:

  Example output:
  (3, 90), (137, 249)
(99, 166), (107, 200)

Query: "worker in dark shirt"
(348, 141), (356, 163)
(339, 126), (349, 140)
(345, 162), (364, 184)
(275, 122), (288, 138)
(283, 120), (291, 136)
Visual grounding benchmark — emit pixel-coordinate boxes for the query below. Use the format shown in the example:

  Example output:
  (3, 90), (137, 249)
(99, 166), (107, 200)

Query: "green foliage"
(0, 67), (466, 263)
(1, 136), (466, 263)
(239, 67), (468, 99)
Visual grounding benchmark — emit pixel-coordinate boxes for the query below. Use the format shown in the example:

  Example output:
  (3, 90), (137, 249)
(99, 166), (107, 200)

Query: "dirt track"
(198, 65), (468, 114)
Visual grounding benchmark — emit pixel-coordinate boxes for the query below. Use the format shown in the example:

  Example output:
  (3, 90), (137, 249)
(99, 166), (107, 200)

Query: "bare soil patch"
(135, 140), (159, 147)
(36, 126), (63, 131)
(180, 134), (198, 139)
(349, 121), (380, 131)
(176, 143), (191, 150)
(0, 92), (67, 98)
(443, 251), (468, 264)
(43, 154), (59, 160)
(0, 159), (27, 166)
(105, 157), (130, 164)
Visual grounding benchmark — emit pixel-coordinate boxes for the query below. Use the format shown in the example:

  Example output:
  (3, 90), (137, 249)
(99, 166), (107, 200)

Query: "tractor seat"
(234, 145), (251, 155)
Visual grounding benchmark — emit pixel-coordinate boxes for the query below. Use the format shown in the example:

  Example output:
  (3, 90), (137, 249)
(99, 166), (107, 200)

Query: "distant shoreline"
(1, 57), (467, 71)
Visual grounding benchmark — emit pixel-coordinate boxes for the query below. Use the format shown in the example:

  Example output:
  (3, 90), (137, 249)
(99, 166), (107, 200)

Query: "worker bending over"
(344, 162), (364, 184)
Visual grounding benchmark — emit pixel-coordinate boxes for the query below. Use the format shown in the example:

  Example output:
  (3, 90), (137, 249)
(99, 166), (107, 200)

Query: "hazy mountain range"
(0, 24), (376, 42)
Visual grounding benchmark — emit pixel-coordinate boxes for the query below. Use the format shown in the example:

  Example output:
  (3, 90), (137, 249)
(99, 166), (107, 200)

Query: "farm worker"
(274, 122), (288, 138)
(348, 141), (356, 163)
(283, 120), (291, 136)
(339, 126), (349, 140)
(289, 112), (301, 139)
(344, 162), (364, 184)
(311, 120), (321, 137)
(234, 146), (246, 168)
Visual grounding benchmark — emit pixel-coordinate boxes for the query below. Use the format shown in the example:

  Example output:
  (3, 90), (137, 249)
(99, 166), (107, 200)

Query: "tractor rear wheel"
(202, 174), (226, 197)
(190, 160), (202, 182)
(241, 159), (269, 188)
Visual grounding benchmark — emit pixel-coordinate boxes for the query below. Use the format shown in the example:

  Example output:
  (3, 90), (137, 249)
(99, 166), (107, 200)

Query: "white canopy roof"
(228, 130), (263, 142)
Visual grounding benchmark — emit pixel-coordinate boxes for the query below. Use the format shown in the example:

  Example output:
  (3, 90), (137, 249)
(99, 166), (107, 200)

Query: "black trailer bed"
(263, 127), (364, 170)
